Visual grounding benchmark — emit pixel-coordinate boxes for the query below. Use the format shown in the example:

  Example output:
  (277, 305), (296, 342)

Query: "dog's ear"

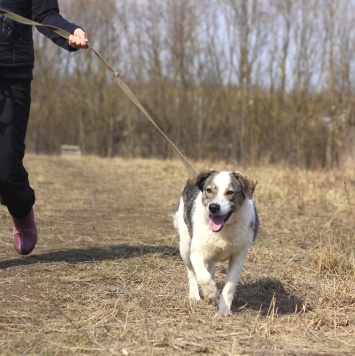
(195, 169), (216, 191)
(233, 171), (257, 199)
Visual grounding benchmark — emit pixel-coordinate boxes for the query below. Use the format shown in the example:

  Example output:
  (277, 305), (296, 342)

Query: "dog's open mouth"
(209, 211), (232, 232)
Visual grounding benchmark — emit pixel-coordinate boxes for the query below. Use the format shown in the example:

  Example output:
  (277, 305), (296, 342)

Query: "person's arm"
(32, 0), (88, 51)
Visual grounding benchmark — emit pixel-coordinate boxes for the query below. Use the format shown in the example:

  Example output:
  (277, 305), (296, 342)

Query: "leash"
(0, 9), (198, 177)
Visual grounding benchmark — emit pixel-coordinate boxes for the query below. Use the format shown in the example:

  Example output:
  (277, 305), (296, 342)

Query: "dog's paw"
(216, 295), (233, 316)
(205, 289), (220, 306)
(199, 279), (220, 305)
(215, 305), (232, 317)
(207, 295), (218, 306)
(215, 310), (232, 318)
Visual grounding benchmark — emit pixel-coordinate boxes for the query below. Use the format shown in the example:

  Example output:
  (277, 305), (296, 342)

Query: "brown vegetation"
(27, 0), (355, 168)
(0, 155), (354, 355)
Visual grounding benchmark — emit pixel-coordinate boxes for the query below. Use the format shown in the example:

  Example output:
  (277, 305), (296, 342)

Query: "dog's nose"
(209, 203), (220, 214)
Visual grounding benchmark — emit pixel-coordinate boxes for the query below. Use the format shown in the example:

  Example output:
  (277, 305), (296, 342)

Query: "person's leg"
(0, 79), (37, 255)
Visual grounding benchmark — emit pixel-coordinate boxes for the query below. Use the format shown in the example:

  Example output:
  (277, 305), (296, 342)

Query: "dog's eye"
(206, 187), (213, 194)
(226, 190), (234, 196)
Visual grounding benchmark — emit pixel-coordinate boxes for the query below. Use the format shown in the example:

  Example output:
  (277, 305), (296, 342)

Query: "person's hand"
(68, 28), (89, 49)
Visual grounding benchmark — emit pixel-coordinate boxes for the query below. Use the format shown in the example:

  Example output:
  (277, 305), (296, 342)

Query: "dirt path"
(0, 155), (354, 355)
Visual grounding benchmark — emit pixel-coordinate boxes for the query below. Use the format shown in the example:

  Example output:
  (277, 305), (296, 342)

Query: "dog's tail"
(172, 212), (179, 231)
(172, 198), (183, 231)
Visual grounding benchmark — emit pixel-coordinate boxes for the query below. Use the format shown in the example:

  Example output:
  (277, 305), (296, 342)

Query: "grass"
(0, 154), (354, 355)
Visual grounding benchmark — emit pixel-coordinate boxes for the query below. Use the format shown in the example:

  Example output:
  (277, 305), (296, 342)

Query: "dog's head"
(194, 169), (257, 232)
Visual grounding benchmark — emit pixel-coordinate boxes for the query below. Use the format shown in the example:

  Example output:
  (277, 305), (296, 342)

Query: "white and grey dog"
(174, 169), (259, 316)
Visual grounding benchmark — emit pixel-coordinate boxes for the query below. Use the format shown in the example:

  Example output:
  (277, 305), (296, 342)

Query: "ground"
(0, 155), (354, 355)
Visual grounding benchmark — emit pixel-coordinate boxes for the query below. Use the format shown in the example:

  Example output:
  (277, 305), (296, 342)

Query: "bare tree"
(26, 0), (355, 168)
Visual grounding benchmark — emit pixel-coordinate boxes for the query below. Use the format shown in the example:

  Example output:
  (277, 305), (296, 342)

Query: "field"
(0, 154), (354, 355)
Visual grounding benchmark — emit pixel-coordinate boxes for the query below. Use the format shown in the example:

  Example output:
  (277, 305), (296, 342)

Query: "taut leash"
(0, 9), (198, 177)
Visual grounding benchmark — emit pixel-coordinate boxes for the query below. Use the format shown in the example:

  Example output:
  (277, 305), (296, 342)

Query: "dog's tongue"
(209, 215), (224, 232)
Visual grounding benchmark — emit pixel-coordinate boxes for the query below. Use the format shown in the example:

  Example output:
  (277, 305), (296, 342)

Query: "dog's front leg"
(191, 252), (219, 305)
(182, 259), (200, 301)
(179, 226), (201, 301)
(216, 248), (249, 316)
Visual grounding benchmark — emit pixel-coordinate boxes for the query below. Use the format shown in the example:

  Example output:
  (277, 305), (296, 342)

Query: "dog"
(173, 169), (259, 316)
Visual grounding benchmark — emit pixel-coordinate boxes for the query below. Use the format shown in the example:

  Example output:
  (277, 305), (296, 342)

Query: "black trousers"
(0, 79), (35, 219)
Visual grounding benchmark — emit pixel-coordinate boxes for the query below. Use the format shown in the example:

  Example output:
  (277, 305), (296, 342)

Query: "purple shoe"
(12, 208), (37, 255)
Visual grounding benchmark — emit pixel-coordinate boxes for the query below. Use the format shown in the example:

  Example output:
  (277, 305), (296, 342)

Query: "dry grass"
(0, 154), (354, 355)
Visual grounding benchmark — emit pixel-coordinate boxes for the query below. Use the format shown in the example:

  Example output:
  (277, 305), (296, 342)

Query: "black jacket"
(0, 0), (79, 79)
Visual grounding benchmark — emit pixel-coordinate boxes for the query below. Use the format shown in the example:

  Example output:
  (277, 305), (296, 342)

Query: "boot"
(12, 208), (37, 255)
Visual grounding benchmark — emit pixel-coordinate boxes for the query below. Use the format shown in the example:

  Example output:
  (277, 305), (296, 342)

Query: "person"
(0, 0), (89, 255)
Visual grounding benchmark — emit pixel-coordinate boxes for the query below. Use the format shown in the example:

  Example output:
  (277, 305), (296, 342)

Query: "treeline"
(27, 0), (355, 168)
